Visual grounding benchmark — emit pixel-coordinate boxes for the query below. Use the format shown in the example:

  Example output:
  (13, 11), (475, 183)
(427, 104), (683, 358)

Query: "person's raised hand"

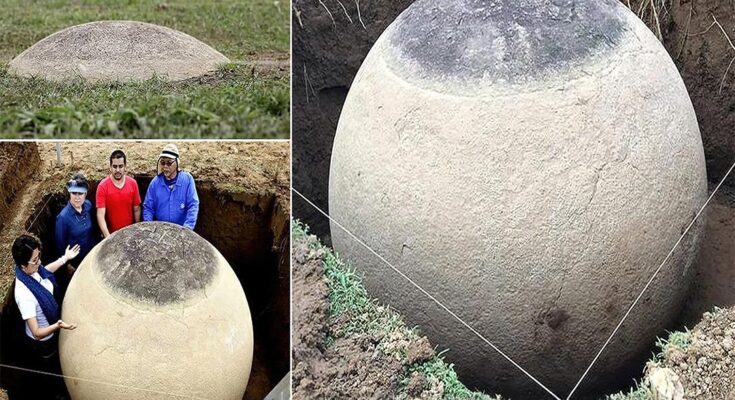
(64, 244), (81, 260)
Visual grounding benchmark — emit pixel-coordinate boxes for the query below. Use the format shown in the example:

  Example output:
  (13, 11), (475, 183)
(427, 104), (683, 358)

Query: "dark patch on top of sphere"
(386, 0), (628, 85)
(95, 222), (217, 304)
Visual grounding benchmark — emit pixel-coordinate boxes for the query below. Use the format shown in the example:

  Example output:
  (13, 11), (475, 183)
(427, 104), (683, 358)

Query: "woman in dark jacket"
(54, 173), (96, 270)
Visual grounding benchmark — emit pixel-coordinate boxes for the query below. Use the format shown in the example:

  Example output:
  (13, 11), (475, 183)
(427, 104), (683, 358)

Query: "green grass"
(0, 0), (289, 138)
(293, 221), (498, 400)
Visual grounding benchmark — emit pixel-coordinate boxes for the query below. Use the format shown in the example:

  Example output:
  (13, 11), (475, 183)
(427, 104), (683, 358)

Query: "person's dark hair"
(67, 173), (88, 191)
(110, 150), (127, 165)
(12, 234), (41, 267)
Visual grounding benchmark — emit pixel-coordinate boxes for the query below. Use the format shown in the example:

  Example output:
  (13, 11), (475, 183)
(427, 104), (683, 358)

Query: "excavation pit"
(3, 176), (289, 400)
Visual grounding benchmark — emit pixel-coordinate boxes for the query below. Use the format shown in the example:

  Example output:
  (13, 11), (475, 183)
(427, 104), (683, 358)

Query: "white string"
(292, 188), (562, 400)
(0, 362), (209, 399)
(566, 159), (735, 400)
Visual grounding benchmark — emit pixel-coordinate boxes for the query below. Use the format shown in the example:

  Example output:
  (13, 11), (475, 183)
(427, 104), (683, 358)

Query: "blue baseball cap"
(67, 178), (88, 193)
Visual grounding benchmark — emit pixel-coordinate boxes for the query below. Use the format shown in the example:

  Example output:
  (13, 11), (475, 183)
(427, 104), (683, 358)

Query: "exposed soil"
(291, 234), (439, 399)
(680, 184), (735, 326)
(650, 307), (735, 399)
(663, 0), (735, 184)
(0, 141), (290, 400)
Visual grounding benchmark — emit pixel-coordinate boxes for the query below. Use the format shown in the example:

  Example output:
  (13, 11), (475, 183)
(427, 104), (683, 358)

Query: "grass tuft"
(293, 220), (498, 399)
(0, 65), (289, 137)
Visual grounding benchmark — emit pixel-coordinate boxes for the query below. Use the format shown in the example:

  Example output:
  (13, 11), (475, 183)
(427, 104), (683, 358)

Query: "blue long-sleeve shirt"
(55, 200), (96, 266)
(142, 171), (199, 229)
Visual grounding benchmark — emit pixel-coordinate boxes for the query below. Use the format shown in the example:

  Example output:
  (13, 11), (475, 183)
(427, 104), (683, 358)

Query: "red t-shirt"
(96, 176), (142, 233)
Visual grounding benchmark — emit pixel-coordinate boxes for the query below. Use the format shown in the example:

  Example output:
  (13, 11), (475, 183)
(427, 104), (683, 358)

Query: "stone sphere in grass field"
(328, 0), (707, 397)
(8, 21), (229, 82)
(59, 222), (253, 400)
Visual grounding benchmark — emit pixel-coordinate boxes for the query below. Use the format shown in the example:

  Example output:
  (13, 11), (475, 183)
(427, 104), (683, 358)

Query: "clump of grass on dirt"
(293, 221), (499, 400)
(604, 329), (692, 400)
(0, 0), (289, 138)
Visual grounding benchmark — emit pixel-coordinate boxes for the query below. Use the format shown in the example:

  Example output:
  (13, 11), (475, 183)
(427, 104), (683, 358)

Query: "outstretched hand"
(64, 244), (81, 261)
(57, 320), (76, 330)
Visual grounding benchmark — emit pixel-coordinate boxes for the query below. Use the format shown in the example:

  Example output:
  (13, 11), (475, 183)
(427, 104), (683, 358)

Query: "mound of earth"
(291, 224), (494, 400)
(646, 307), (735, 399)
(8, 21), (230, 82)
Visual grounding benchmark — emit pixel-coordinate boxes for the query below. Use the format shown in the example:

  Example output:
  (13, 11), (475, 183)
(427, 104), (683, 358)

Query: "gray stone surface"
(96, 222), (216, 304)
(387, 0), (625, 88)
(60, 222), (253, 400)
(8, 21), (230, 82)
(329, 0), (707, 397)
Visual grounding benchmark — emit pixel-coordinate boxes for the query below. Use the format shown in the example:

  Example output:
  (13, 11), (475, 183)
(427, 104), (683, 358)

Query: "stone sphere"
(329, 0), (707, 397)
(9, 21), (229, 82)
(60, 222), (253, 400)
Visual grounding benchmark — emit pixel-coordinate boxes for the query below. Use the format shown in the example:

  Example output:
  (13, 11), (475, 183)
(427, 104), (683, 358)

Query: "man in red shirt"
(96, 150), (142, 238)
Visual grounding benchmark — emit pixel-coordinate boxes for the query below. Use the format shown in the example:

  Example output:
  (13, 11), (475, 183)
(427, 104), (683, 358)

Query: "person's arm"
(183, 175), (199, 230)
(133, 179), (142, 223)
(96, 185), (111, 238)
(26, 317), (76, 341)
(44, 245), (80, 273)
(97, 208), (110, 238)
(142, 180), (155, 222)
(54, 214), (67, 258)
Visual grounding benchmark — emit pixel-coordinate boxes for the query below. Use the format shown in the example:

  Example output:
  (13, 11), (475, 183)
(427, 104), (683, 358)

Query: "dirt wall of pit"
(0, 144), (40, 235)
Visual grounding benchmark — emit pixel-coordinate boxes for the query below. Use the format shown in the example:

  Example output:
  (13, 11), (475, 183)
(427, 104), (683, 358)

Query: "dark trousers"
(7, 335), (68, 400)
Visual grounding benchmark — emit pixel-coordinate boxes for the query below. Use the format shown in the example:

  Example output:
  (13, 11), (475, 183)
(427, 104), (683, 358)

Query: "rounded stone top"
(8, 21), (230, 82)
(384, 0), (629, 88)
(94, 222), (218, 305)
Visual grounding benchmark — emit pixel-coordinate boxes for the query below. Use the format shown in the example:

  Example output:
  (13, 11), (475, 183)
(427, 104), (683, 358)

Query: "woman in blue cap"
(54, 173), (97, 273)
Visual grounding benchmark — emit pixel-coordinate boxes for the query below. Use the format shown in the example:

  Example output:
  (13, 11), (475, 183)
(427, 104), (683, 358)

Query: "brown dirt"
(0, 141), (290, 400)
(663, 0), (735, 184)
(652, 307), (735, 399)
(291, 233), (438, 399)
(183, 51), (290, 85)
(681, 184), (735, 326)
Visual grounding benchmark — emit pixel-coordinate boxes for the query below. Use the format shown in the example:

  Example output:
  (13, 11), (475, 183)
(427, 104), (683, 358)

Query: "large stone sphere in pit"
(8, 21), (229, 82)
(329, 0), (707, 397)
(60, 222), (253, 400)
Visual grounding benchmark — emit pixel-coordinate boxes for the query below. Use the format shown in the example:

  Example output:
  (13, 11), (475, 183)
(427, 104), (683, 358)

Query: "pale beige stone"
(59, 222), (252, 400)
(329, 2), (707, 396)
(8, 21), (230, 82)
(648, 365), (685, 400)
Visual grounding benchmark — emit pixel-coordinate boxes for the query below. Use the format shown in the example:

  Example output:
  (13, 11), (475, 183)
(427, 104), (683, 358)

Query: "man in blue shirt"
(143, 144), (199, 229)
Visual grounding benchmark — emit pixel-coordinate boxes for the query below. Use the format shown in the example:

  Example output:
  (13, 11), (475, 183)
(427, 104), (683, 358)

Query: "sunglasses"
(159, 159), (175, 166)
(70, 192), (85, 196)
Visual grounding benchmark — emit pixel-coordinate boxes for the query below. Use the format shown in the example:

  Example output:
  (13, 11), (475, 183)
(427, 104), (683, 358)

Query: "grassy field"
(0, 0), (289, 138)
